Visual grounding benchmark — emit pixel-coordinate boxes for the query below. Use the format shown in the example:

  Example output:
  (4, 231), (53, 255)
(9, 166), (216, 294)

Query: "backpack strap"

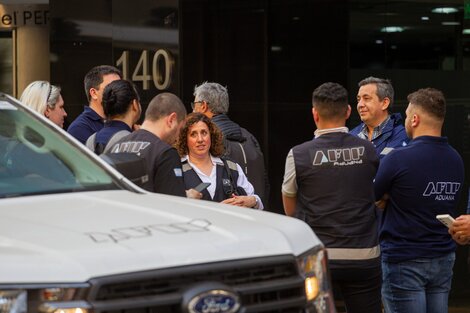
(102, 130), (131, 154)
(85, 133), (97, 152)
(223, 137), (248, 175)
(236, 142), (248, 175)
(86, 130), (130, 155)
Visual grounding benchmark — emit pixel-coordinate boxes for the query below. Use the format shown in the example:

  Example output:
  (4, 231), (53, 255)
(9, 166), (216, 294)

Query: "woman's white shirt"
(181, 154), (263, 209)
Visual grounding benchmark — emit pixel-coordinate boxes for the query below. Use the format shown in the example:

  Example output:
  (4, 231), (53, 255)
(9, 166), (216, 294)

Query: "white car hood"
(0, 190), (321, 283)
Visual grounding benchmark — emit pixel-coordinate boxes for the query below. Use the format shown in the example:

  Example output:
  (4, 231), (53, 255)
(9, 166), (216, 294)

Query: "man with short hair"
(192, 82), (269, 206)
(375, 88), (464, 313)
(282, 82), (382, 313)
(350, 76), (409, 158)
(68, 65), (122, 144)
(109, 92), (187, 197)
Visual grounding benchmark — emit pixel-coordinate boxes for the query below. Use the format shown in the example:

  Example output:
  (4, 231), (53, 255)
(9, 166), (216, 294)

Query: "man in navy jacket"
(350, 76), (409, 158)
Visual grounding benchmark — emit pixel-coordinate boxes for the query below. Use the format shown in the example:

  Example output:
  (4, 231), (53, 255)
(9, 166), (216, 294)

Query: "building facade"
(1, 0), (470, 302)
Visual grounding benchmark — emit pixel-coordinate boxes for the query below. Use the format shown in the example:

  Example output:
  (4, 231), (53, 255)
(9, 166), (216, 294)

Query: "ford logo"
(187, 290), (240, 313)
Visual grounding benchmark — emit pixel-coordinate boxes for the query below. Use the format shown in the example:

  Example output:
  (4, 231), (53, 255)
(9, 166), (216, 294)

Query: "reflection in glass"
(0, 98), (119, 198)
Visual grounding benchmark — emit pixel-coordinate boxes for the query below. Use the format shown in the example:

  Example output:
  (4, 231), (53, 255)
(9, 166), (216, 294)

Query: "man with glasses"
(192, 81), (269, 208)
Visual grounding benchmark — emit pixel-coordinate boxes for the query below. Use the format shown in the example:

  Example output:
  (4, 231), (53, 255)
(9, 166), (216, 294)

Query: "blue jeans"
(382, 253), (455, 313)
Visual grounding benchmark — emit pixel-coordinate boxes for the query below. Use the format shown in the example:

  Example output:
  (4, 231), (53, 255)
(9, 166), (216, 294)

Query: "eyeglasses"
(191, 100), (208, 110)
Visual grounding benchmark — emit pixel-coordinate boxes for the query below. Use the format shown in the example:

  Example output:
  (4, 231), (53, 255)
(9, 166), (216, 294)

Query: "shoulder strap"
(236, 142), (248, 175)
(102, 130), (131, 154)
(225, 159), (238, 171)
(182, 161), (192, 173)
(221, 158), (247, 197)
(222, 158), (237, 192)
(85, 133), (97, 151)
(224, 137), (248, 175)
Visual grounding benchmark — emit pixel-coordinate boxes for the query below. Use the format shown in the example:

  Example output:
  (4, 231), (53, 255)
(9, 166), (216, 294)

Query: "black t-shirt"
(110, 129), (186, 197)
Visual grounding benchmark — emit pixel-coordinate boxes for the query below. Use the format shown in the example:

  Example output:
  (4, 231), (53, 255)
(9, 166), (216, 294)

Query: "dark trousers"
(330, 266), (382, 313)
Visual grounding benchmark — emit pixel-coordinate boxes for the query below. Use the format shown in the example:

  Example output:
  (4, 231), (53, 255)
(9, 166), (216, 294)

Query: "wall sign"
(116, 49), (174, 91)
(0, 5), (49, 28)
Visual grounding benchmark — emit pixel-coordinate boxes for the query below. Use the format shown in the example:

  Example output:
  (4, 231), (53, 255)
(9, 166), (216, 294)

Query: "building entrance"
(0, 2), (50, 97)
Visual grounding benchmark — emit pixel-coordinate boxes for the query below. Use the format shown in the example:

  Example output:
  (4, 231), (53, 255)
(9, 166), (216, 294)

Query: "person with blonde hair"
(20, 80), (67, 128)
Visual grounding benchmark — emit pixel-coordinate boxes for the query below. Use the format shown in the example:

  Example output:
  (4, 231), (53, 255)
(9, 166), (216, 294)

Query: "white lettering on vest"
(313, 146), (365, 166)
(111, 141), (150, 154)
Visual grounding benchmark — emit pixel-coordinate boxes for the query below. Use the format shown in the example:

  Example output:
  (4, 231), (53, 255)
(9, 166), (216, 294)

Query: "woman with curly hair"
(176, 113), (263, 209)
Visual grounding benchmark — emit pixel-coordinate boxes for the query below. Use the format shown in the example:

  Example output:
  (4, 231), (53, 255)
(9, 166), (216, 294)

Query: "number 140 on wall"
(116, 50), (174, 90)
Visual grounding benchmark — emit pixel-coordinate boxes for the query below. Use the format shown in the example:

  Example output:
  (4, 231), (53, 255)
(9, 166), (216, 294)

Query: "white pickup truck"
(0, 93), (336, 313)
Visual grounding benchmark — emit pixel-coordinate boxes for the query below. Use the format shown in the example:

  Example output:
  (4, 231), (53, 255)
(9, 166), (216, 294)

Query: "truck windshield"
(0, 96), (121, 198)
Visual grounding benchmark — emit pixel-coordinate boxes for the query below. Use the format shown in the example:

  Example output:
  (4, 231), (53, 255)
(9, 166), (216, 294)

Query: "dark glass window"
(349, 1), (470, 300)
(350, 1), (468, 70)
